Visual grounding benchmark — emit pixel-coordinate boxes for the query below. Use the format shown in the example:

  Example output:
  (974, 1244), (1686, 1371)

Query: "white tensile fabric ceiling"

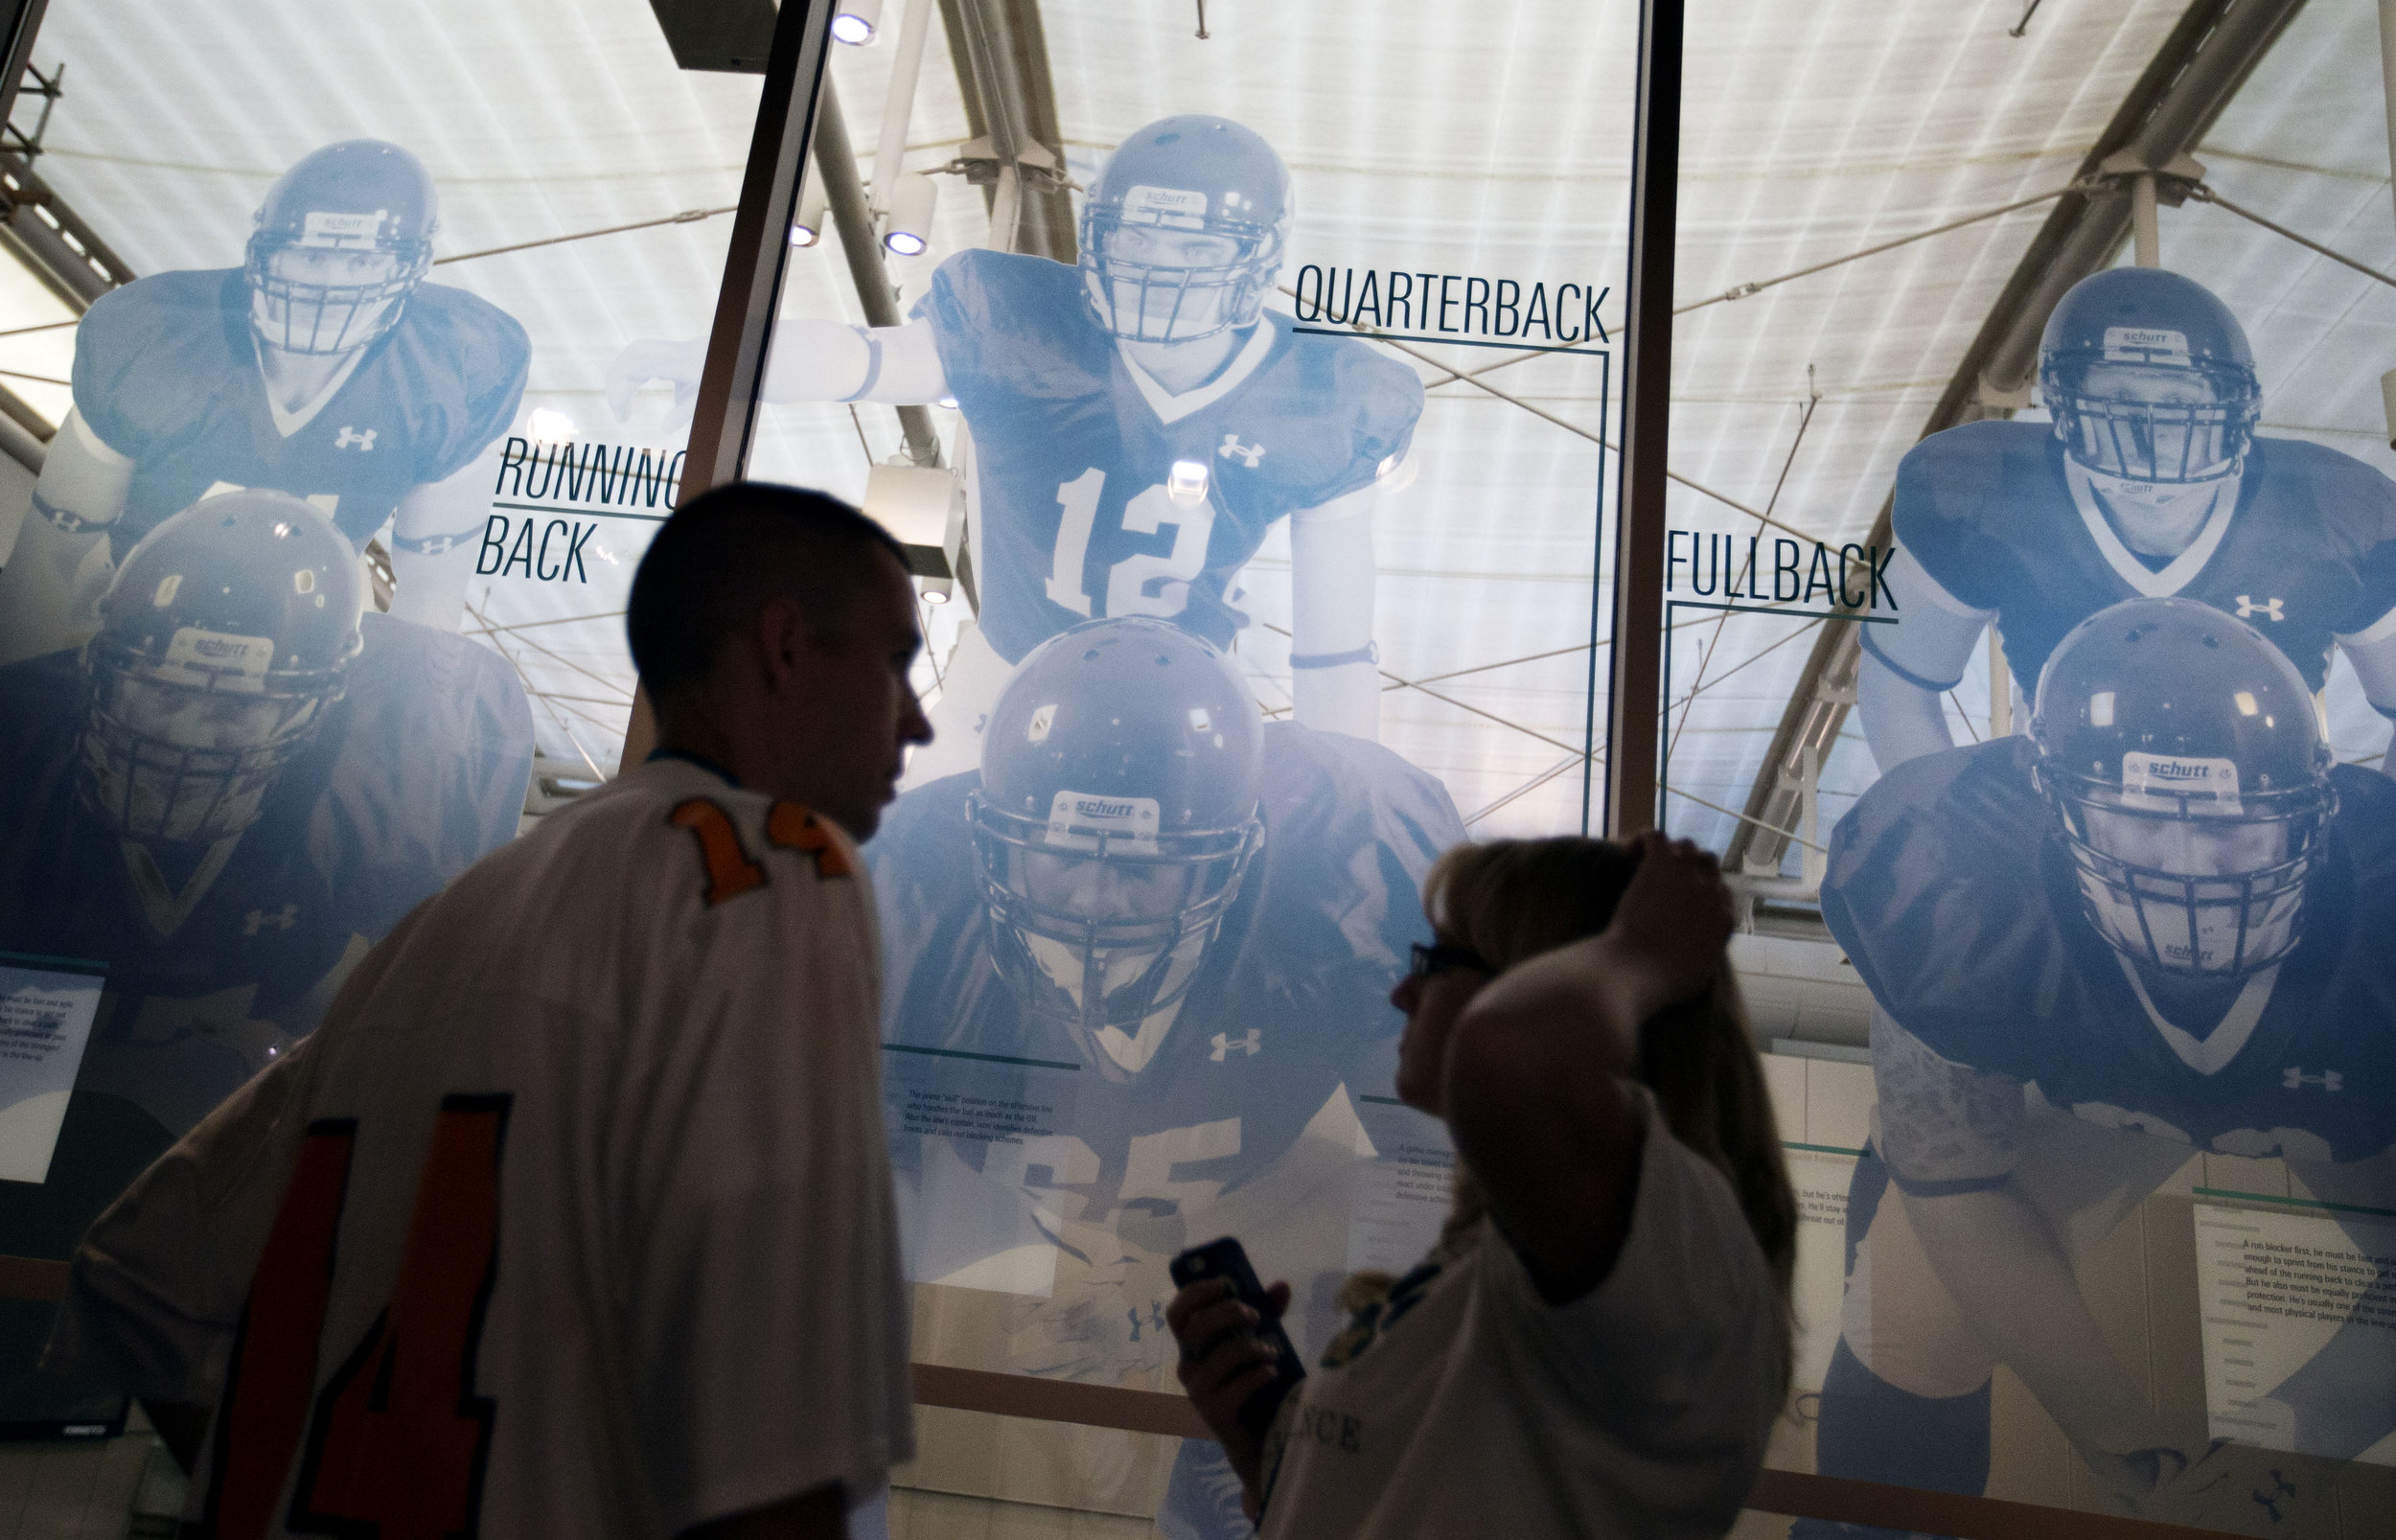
(4, 0), (2386, 850)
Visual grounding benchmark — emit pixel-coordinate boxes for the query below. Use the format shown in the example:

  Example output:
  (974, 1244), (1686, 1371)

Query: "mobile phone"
(1170, 1235), (1304, 1441)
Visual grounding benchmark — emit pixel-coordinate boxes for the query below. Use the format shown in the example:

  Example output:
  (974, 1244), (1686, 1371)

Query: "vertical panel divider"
(683, 0), (842, 502)
(1600, 0), (1684, 838)
(620, 0), (840, 767)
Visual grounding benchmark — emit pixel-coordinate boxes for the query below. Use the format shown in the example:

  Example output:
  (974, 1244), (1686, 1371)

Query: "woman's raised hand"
(1602, 832), (1737, 1010)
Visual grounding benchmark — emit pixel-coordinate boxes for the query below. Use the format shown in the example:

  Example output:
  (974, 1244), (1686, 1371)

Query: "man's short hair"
(626, 482), (908, 693)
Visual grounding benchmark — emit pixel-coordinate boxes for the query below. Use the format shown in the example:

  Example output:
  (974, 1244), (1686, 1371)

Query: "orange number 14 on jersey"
(205, 1094), (511, 1540)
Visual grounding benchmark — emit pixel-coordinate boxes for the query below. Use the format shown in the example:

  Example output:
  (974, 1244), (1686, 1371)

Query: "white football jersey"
(46, 756), (913, 1537)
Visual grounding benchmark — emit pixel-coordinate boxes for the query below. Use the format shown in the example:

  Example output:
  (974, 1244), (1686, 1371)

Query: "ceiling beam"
(940, 0), (1073, 261)
(1722, 0), (2309, 877)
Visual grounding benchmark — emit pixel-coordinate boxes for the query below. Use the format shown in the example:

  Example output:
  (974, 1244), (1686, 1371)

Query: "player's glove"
(604, 337), (705, 428)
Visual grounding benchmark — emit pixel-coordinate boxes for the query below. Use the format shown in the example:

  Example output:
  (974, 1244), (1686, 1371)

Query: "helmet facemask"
(78, 637), (342, 845)
(2040, 762), (2332, 978)
(246, 238), (428, 356)
(2046, 357), (2260, 486)
(970, 790), (1260, 1080)
(1080, 204), (1281, 345)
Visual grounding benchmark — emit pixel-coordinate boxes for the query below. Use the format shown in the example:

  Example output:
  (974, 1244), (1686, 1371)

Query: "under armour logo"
(243, 904), (298, 935)
(2254, 1469), (2297, 1524)
(1218, 433), (1266, 469)
(334, 425), (378, 451)
(2283, 1067), (2342, 1092)
(2235, 595), (2284, 622)
(1126, 1301), (1165, 1342)
(1210, 1029), (1262, 1061)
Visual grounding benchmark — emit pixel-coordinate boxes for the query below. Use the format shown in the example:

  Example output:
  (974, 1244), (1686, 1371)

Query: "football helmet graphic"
(970, 616), (1265, 1080)
(1079, 115), (1292, 345)
(2039, 267), (2261, 485)
(2030, 597), (2333, 978)
(79, 491), (364, 846)
(245, 140), (438, 356)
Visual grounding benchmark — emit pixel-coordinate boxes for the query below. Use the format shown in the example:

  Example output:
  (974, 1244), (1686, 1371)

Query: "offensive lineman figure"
(611, 115), (1423, 774)
(0, 139), (530, 663)
(0, 492), (531, 1425)
(1858, 267), (2396, 771)
(867, 616), (1464, 1539)
(1805, 599), (2396, 1536)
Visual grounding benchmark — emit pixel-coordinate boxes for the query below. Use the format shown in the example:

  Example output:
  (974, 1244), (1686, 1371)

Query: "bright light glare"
(830, 11), (876, 44)
(885, 230), (929, 256)
(789, 222), (820, 247)
(1168, 459), (1210, 503)
(527, 407), (576, 440)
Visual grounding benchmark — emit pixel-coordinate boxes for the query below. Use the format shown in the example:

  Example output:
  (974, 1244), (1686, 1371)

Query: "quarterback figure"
(1806, 598), (2396, 1534)
(0, 139), (530, 663)
(0, 490), (534, 1152)
(611, 115), (1423, 773)
(1858, 266), (2396, 771)
(867, 615), (1463, 1538)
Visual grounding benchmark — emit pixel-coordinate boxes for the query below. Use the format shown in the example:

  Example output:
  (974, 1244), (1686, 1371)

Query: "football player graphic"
(0, 139), (530, 665)
(866, 615), (1463, 1540)
(610, 115), (1423, 775)
(1857, 267), (2396, 772)
(1802, 599), (2396, 1537)
(0, 490), (533, 1151)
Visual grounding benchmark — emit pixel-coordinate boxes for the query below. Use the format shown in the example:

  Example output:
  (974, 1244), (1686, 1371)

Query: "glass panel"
(691, 2), (1639, 1525)
(1671, 0), (2396, 1528)
(0, 0), (761, 1434)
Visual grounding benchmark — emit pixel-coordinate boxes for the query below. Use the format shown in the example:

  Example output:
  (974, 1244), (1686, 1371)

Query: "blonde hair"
(1347, 838), (1797, 1374)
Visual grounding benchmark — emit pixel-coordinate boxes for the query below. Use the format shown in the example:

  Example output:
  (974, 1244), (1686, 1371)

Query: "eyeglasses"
(1408, 941), (1490, 981)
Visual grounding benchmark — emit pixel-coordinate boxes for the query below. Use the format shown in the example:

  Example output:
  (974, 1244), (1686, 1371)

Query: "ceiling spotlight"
(919, 576), (954, 604)
(831, 0), (881, 45)
(1167, 459), (1210, 504)
(883, 172), (936, 257)
(789, 175), (827, 246)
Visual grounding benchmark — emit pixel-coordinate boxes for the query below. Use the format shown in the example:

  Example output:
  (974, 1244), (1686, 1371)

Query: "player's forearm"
(1443, 933), (1656, 1297)
(1855, 652), (1956, 770)
(760, 318), (947, 405)
(1905, 1184), (2167, 1456)
(1288, 494), (1379, 740)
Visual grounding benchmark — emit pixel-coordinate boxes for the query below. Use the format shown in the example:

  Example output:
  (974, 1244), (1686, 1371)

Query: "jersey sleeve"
(1279, 332), (1424, 512)
(1889, 422), (2021, 616)
(1253, 725), (1464, 1074)
(1819, 739), (2062, 1080)
(1475, 1109), (1780, 1528)
(68, 274), (199, 461)
(322, 618), (535, 935)
(2294, 442), (2396, 639)
(42, 1030), (328, 1407)
(398, 286), (532, 485)
(911, 249), (1099, 428)
(615, 795), (911, 1531)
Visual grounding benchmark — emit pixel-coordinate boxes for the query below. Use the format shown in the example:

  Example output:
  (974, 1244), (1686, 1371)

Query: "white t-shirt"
(45, 757), (913, 1538)
(1255, 1109), (1783, 1540)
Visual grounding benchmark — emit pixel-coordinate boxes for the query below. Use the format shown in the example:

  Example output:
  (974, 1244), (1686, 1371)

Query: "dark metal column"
(680, 0), (841, 501)
(1600, 0), (1685, 838)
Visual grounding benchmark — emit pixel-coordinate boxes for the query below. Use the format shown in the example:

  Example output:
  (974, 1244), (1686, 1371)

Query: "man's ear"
(753, 596), (814, 695)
